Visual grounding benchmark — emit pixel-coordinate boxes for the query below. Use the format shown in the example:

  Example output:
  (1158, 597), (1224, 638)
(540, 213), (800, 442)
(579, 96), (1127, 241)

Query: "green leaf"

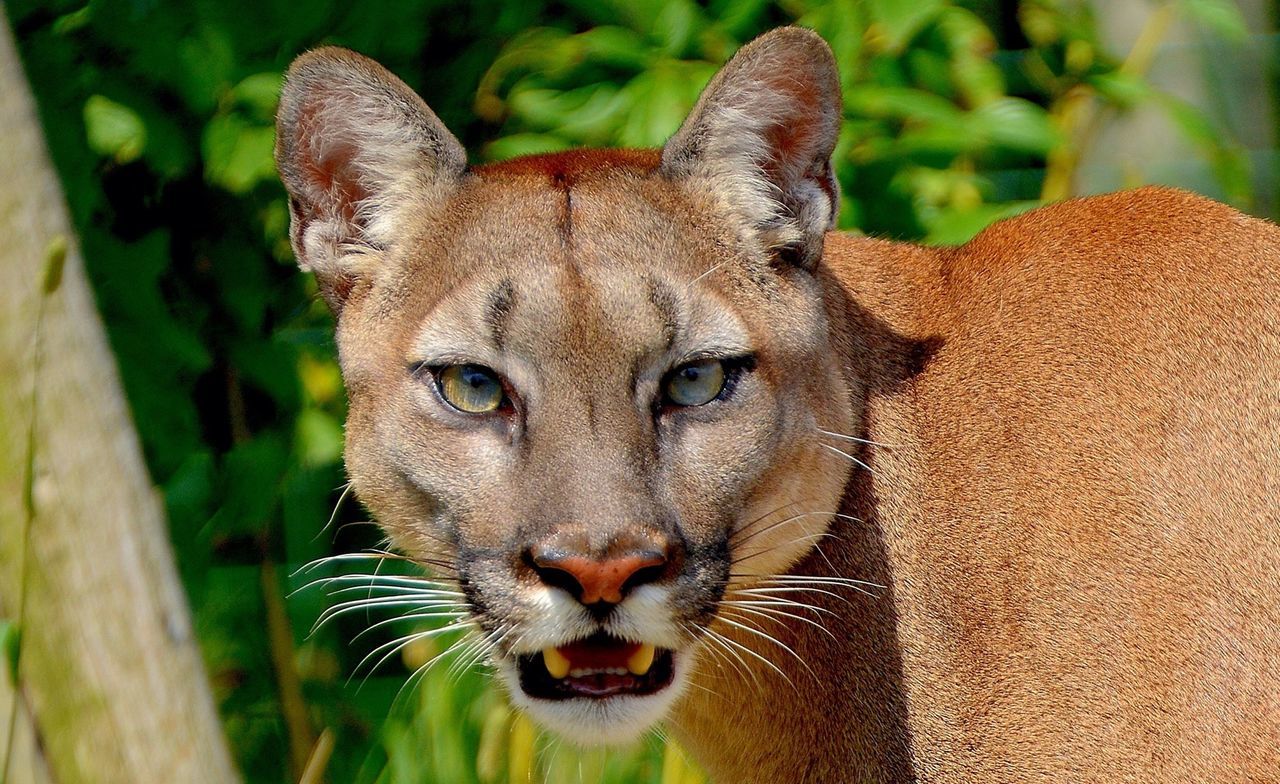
(867, 0), (943, 53)
(924, 201), (1041, 245)
(1156, 92), (1223, 148)
(232, 338), (299, 409)
(1155, 93), (1253, 205)
(295, 409), (344, 468)
(1, 619), (19, 682)
(970, 98), (1061, 155)
(214, 435), (290, 536)
(936, 6), (997, 55)
(640, 64), (696, 143)
(651, 0), (700, 56)
(84, 95), (147, 163)
(1179, 0), (1248, 42)
(1019, 2), (1063, 46)
(508, 87), (589, 130)
(615, 72), (659, 147)
(165, 452), (216, 527)
(50, 5), (92, 35)
(906, 49), (953, 96)
(556, 85), (630, 144)
(576, 26), (652, 70)
(709, 0), (769, 38)
(231, 72), (284, 121)
(203, 114), (277, 194)
(1089, 71), (1153, 108)
(483, 133), (572, 162)
(596, 0), (670, 33)
(845, 85), (964, 125)
(951, 55), (1006, 107)
(175, 25), (237, 114)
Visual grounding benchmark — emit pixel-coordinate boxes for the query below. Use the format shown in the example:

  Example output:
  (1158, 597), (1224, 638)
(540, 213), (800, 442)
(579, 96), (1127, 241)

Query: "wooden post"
(0, 9), (240, 783)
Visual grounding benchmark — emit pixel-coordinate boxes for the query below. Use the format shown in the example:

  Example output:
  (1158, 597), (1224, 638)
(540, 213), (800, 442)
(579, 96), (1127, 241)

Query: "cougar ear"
(661, 27), (841, 270)
(275, 47), (466, 310)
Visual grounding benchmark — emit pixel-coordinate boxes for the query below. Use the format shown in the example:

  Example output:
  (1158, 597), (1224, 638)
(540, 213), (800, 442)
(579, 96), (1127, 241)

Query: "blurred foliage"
(4, 0), (1256, 781)
(476, 0), (1254, 241)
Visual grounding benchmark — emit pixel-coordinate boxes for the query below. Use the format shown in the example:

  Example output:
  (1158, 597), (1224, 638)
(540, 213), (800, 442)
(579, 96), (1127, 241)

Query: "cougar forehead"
(419, 151), (750, 300)
(415, 155), (754, 361)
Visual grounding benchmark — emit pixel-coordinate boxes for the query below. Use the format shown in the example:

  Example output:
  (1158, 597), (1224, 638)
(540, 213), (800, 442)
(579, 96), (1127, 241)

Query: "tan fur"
(678, 191), (1280, 781)
(276, 29), (1280, 783)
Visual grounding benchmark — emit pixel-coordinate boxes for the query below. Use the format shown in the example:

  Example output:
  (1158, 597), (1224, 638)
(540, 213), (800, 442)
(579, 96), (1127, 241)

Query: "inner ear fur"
(275, 46), (466, 310)
(661, 27), (842, 270)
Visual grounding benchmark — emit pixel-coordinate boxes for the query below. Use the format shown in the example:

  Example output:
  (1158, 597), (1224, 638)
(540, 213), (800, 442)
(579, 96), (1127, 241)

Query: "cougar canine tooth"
(626, 643), (656, 676)
(542, 647), (570, 679)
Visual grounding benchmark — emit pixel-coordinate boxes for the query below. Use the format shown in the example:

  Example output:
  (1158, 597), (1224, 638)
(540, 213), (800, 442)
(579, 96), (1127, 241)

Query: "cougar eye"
(663, 358), (727, 407)
(435, 364), (506, 413)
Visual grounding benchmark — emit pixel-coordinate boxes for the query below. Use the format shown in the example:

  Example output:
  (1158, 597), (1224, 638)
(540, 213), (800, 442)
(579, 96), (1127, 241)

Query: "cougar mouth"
(516, 632), (676, 700)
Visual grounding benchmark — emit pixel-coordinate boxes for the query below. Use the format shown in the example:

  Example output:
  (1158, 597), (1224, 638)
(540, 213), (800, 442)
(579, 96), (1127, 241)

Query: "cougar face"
(277, 29), (851, 742)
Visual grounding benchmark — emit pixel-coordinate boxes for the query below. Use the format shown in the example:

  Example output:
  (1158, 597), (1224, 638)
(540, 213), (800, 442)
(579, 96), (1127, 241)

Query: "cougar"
(275, 27), (1280, 783)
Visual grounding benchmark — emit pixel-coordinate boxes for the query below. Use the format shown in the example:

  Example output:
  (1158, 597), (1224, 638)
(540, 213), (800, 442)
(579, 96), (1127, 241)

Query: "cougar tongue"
(540, 638), (657, 677)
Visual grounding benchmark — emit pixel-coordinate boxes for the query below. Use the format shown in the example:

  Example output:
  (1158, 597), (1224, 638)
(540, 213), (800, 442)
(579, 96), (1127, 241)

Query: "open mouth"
(517, 632), (675, 700)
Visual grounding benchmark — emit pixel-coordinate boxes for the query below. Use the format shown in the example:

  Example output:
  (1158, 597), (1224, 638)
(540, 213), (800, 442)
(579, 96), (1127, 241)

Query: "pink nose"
(529, 550), (668, 606)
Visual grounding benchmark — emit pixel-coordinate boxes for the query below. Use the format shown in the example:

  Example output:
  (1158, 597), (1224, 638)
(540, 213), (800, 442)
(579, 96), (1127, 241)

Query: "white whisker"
(728, 586), (847, 604)
(815, 427), (893, 449)
(700, 626), (760, 687)
(718, 601), (837, 640)
(350, 610), (469, 641)
(686, 260), (727, 288)
(705, 622), (795, 688)
(321, 583), (463, 598)
(731, 531), (841, 566)
(292, 551), (410, 576)
(352, 620), (471, 682)
(759, 574), (884, 589)
(729, 573), (884, 598)
(720, 597), (837, 617)
(731, 510), (861, 548)
(717, 611), (816, 681)
(312, 597), (467, 633)
(818, 442), (875, 475)
(313, 482), (354, 543)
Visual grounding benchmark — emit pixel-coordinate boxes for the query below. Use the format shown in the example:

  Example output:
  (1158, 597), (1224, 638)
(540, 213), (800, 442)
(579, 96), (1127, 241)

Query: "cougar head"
(275, 27), (855, 743)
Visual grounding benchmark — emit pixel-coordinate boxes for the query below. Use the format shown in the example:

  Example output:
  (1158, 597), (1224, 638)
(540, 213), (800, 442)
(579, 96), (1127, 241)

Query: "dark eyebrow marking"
(485, 278), (517, 351)
(647, 277), (679, 352)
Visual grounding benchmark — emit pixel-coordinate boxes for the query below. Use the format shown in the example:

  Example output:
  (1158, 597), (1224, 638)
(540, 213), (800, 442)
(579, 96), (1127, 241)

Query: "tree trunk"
(0, 9), (240, 783)
(0, 662), (54, 784)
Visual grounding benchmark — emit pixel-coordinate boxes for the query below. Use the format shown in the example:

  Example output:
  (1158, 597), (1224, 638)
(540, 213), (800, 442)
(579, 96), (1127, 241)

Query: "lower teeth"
(567, 667), (629, 678)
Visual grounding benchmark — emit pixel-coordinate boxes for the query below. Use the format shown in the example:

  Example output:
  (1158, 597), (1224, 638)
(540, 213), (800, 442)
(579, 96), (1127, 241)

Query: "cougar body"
(679, 195), (1280, 781)
(275, 27), (1280, 783)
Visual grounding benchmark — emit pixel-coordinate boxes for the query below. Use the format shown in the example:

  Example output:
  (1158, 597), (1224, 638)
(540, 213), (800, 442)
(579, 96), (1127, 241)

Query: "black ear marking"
(772, 243), (808, 270)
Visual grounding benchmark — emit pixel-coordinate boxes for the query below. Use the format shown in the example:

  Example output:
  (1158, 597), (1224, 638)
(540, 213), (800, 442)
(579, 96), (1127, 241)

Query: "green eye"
(436, 364), (505, 413)
(664, 358), (727, 407)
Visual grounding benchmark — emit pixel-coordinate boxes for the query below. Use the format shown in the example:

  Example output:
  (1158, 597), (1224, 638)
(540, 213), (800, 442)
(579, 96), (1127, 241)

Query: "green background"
(8, 0), (1277, 781)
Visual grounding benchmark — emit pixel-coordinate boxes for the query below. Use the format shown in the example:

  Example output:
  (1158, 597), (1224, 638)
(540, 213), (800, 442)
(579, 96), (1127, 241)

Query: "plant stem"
(2, 238), (65, 783)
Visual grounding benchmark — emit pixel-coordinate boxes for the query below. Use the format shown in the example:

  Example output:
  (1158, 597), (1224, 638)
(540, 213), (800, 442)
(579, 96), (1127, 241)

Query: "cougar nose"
(528, 548), (669, 610)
